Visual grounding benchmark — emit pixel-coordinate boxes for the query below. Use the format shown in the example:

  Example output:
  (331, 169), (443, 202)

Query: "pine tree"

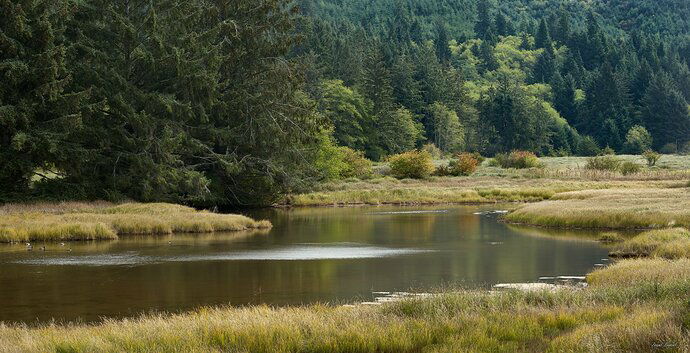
(535, 19), (552, 50)
(475, 0), (495, 41)
(583, 62), (629, 150)
(0, 0), (84, 198)
(434, 22), (452, 65)
(532, 46), (557, 83)
(495, 13), (514, 37)
(552, 73), (578, 125)
(554, 9), (571, 44)
(477, 40), (499, 74)
(641, 73), (690, 149)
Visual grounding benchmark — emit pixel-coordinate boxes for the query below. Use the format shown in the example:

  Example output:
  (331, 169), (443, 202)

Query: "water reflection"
(0, 205), (608, 324)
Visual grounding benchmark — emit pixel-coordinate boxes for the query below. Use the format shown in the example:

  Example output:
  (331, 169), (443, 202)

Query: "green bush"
(642, 150), (661, 167)
(339, 147), (373, 179)
(585, 155), (622, 171)
(620, 161), (642, 175)
(315, 141), (372, 181)
(623, 125), (653, 154)
(495, 151), (541, 169)
(388, 150), (435, 179)
(447, 153), (479, 176)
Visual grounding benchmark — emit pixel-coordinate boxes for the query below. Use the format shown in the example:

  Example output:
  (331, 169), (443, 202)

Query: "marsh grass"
(2, 259), (689, 352)
(610, 228), (690, 259)
(0, 202), (271, 243)
(505, 188), (690, 229)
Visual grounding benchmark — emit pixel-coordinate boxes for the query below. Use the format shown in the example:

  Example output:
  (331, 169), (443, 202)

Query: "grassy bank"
(504, 188), (690, 229)
(289, 176), (682, 206)
(1, 258), (688, 352)
(0, 202), (271, 243)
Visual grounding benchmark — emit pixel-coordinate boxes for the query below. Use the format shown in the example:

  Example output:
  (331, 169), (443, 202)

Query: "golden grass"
(1, 258), (689, 352)
(505, 188), (690, 229)
(587, 258), (690, 287)
(0, 202), (271, 243)
(609, 228), (690, 259)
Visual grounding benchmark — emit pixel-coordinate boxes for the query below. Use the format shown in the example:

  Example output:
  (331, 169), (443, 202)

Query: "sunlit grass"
(505, 188), (690, 229)
(0, 202), (271, 243)
(2, 259), (689, 352)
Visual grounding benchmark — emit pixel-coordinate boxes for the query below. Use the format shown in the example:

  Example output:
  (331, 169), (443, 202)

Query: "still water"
(0, 205), (608, 324)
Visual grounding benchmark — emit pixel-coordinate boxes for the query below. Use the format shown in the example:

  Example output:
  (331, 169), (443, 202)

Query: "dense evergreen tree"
(535, 19), (553, 50)
(641, 74), (690, 149)
(0, 0), (85, 199)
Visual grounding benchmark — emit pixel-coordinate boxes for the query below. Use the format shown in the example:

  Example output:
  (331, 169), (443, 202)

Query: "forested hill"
(2, 0), (689, 206)
(299, 0), (690, 37)
(296, 0), (690, 160)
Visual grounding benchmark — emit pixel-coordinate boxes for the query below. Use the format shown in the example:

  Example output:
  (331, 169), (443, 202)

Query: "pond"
(0, 205), (609, 324)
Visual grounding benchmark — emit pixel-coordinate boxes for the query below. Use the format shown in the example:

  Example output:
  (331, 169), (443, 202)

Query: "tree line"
(298, 0), (690, 160)
(2, 0), (690, 205)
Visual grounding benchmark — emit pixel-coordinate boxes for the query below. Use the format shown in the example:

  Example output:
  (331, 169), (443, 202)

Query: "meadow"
(0, 202), (271, 243)
(290, 155), (690, 206)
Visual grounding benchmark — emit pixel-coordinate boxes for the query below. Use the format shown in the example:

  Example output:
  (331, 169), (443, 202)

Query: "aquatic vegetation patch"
(505, 188), (690, 229)
(0, 202), (271, 242)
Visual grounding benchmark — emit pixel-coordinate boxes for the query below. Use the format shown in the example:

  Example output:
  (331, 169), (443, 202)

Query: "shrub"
(495, 151), (541, 169)
(434, 164), (451, 177)
(447, 153), (479, 176)
(585, 155), (622, 171)
(660, 143), (677, 155)
(488, 154), (505, 167)
(642, 150), (661, 167)
(620, 161), (642, 175)
(339, 147), (373, 179)
(600, 146), (616, 156)
(421, 143), (443, 159)
(388, 150), (435, 179)
(468, 152), (486, 165)
(623, 125), (653, 154)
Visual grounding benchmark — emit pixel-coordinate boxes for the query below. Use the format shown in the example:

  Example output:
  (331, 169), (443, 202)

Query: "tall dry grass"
(505, 188), (690, 229)
(0, 202), (271, 243)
